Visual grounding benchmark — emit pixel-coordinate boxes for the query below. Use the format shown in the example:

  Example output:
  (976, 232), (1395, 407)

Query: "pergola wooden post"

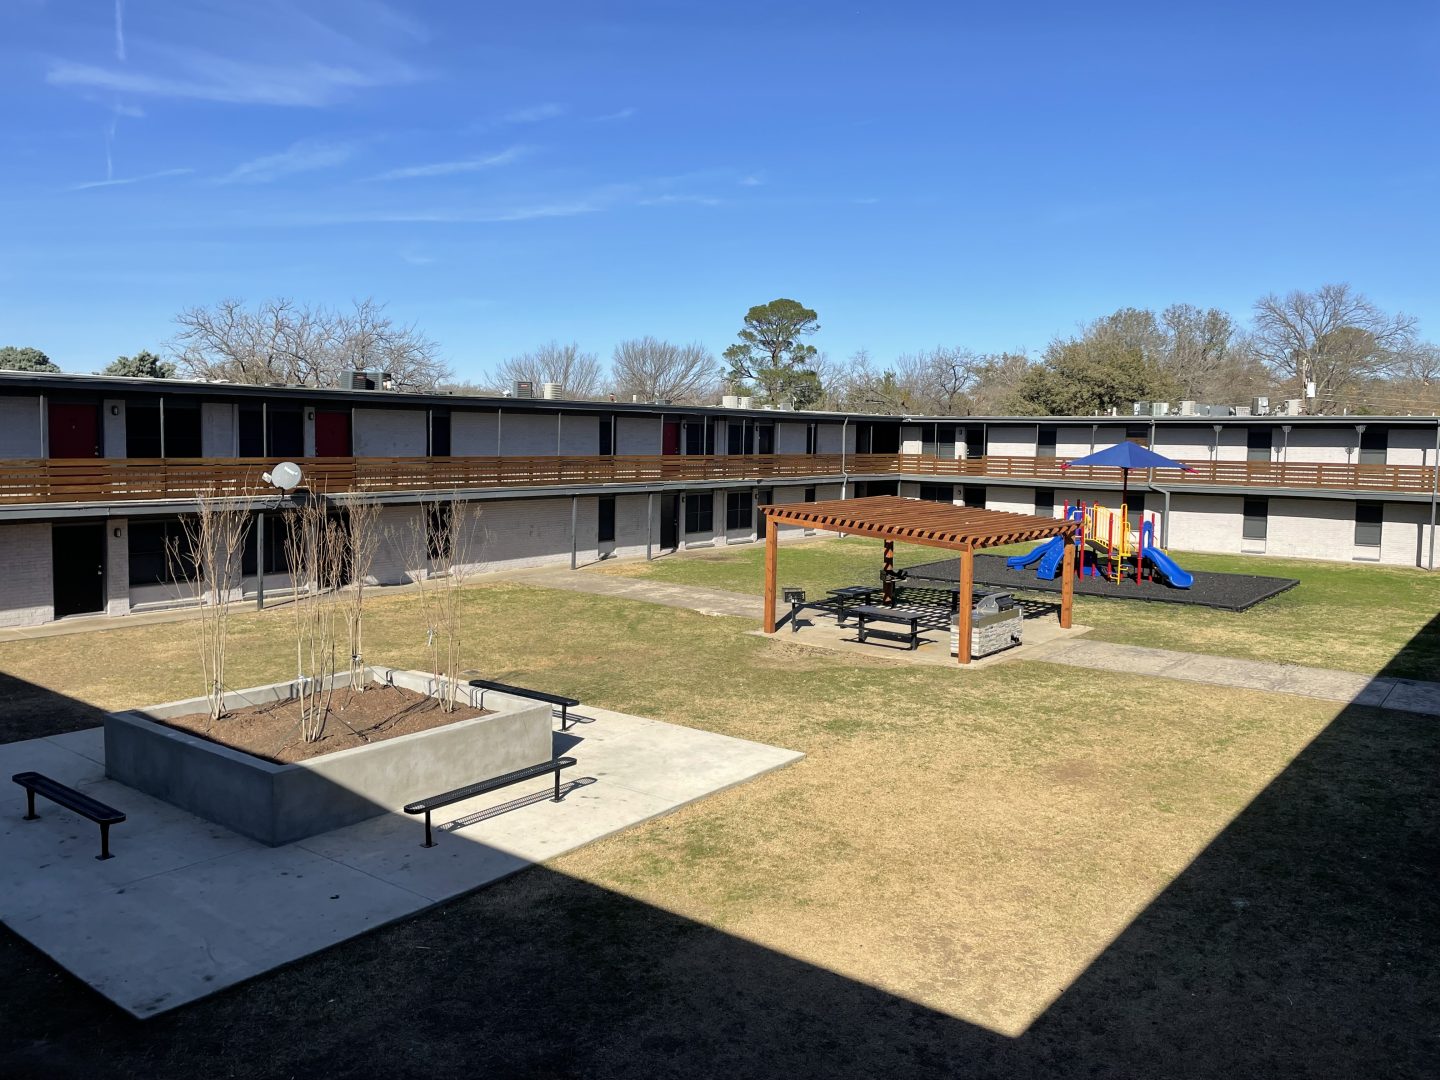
(763, 517), (778, 634)
(759, 496), (1078, 665)
(957, 545), (974, 665)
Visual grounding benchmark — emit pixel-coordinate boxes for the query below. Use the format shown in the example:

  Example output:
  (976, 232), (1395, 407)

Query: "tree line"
(2, 284), (1434, 416)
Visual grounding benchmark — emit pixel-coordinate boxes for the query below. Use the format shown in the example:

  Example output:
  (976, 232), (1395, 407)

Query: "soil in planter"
(158, 684), (491, 764)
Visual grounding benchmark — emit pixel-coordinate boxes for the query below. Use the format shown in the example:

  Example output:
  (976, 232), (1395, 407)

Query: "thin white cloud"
(47, 55), (413, 108)
(639, 193), (723, 207)
(114, 0), (126, 61)
(593, 107), (636, 122)
(366, 146), (528, 182)
(216, 139), (358, 184)
(739, 173), (764, 187)
(70, 167), (193, 191)
(501, 102), (566, 124)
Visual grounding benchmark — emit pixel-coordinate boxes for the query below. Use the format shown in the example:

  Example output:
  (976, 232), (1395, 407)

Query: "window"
(684, 491), (713, 534)
(430, 411), (451, 456)
(241, 514), (292, 576)
(597, 496), (616, 544)
(756, 423), (775, 455)
(1242, 497), (1268, 541)
(805, 424), (819, 455)
(937, 424), (957, 459)
(725, 490), (753, 531)
(268, 408), (304, 457)
(682, 421), (705, 456)
(962, 485), (986, 508)
(1124, 492), (1146, 521)
(425, 501), (454, 560)
(126, 402), (163, 457)
(1358, 428), (1387, 466)
(238, 406), (264, 457)
(128, 519), (196, 585)
(1037, 427), (1057, 458)
(727, 421), (749, 455)
(598, 416), (614, 456)
(1246, 427), (1272, 462)
(164, 403), (203, 457)
(918, 483), (953, 503)
(803, 486), (817, 503)
(1125, 424), (1150, 448)
(853, 480), (898, 498)
(1355, 502), (1383, 547)
(1035, 488), (1055, 517)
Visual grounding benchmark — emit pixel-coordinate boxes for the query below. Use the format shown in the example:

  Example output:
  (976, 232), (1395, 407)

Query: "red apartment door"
(314, 410), (352, 457)
(661, 420), (680, 456)
(48, 403), (101, 458)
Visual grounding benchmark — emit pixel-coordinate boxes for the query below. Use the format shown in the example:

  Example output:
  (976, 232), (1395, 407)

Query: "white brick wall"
(616, 416), (660, 454)
(106, 519), (129, 615)
(201, 402), (236, 457)
(1379, 502), (1436, 568)
(353, 408), (427, 456)
(0, 396), (43, 458)
(498, 412), (557, 456)
(1283, 426), (1356, 464)
(987, 424), (1036, 456)
(776, 422), (808, 454)
(1388, 427), (1438, 467)
(451, 410), (499, 455)
(0, 522), (53, 627)
(559, 414), (600, 455)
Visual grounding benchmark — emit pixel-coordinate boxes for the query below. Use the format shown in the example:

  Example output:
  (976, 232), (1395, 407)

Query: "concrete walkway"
(0, 710), (802, 1018)
(504, 566), (765, 619)
(1030, 638), (1440, 716)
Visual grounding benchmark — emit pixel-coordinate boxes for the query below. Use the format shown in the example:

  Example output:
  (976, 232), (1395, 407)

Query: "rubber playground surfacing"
(899, 554), (1299, 612)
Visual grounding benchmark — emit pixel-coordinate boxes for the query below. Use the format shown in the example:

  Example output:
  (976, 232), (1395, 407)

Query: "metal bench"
(850, 605), (931, 650)
(13, 771), (126, 860)
(464, 677), (582, 731)
(404, 757), (578, 847)
(827, 586), (881, 626)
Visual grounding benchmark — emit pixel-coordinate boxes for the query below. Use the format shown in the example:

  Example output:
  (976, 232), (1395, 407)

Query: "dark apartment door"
(662, 420), (681, 456)
(756, 489), (773, 538)
(52, 523), (106, 618)
(660, 493), (679, 550)
(48, 403), (101, 458)
(314, 410), (352, 457)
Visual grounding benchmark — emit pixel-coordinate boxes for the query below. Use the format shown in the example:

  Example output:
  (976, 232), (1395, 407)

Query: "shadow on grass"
(1, 620), (1437, 1079)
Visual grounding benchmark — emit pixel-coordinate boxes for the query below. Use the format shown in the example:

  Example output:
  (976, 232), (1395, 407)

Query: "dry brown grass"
(0, 582), (1354, 1034)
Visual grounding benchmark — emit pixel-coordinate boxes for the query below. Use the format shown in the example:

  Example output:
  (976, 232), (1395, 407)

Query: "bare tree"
(407, 498), (474, 713)
(170, 297), (451, 390)
(340, 497), (383, 688)
(1159, 304), (1240, 400)
(283, 500), (346, 743)
(610, 337), (718, 403)
(1252, 284), (1417, 413)
(170, 491), (254, 727)
(488, 341), (605, 398)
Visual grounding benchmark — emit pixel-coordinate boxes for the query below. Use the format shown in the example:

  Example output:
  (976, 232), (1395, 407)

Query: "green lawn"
(596, 537), (1440, 678)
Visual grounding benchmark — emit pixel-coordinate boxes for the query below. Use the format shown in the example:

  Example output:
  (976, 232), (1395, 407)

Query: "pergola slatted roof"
(762, 495), (1078, 552)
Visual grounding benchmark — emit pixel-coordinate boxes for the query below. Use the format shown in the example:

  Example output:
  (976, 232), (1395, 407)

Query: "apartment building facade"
(0, 370), (1435, 628)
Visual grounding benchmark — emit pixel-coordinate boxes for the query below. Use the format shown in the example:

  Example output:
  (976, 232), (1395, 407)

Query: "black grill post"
(553, 766), (562, 802)
(97, 822), (113, 861)
(23, 788), (36, 821)
(422, 809), (434, 848)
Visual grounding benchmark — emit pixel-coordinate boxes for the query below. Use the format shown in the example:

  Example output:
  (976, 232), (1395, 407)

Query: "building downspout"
(570, 495), (578, 570)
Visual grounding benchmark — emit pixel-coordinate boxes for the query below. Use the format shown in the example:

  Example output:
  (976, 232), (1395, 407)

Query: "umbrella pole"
(1121, 469), (1129, 583)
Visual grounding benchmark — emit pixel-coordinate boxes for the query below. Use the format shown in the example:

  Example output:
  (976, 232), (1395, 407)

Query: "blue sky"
(2, 1), (1437, 379)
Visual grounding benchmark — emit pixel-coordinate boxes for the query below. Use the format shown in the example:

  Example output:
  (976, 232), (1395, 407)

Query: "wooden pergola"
(760, 495), (1080, 664)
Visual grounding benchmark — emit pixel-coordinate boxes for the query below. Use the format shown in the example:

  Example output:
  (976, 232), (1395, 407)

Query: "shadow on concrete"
(1, 619), (1437, 1078)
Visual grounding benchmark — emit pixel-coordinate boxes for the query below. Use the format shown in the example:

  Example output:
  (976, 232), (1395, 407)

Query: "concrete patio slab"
(0, 707), (801, 1018)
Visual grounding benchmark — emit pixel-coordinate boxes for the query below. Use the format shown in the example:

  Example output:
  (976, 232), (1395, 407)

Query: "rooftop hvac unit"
(346, 369), (389, 391)
(1232, 405), (1251, 417)
(542, 382), (564, 399)
(738, 396), (753, 410)
(1152, 401), (1171, 416)
(721, 394), (741, 408)
(1252, 396), (1270, 415)
(513, 380), (535, 398)
(1179, 400), (1197, 416)
(1132, 401), (1151, 416)
(1285, 398), (1304, 416)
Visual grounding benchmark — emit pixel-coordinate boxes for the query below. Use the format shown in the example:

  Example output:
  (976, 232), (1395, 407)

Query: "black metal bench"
(850, 605), (931, 650)
(13, 771), (126, 860)
(827, 586), (881, 626)
(404, 757), (578, 848)
(465, 678), (582, 731)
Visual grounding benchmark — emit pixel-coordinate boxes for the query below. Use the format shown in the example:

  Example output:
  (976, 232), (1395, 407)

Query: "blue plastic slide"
(1006, 535), (1062, 572)
(1143, 546), (1194, 589)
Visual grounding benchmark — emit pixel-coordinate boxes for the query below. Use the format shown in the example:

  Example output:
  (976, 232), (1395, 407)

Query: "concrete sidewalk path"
(1031, 638), (1440, 716)
(505, 566), (764, 619)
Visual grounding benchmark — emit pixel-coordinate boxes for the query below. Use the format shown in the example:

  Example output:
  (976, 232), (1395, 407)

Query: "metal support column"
(255, 510), (265, 610)
(570, 496), (578, 570)
(646, 492), (654, 560)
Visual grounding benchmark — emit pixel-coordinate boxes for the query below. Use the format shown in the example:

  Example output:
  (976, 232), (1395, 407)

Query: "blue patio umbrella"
(1060, 441), (1194, 507)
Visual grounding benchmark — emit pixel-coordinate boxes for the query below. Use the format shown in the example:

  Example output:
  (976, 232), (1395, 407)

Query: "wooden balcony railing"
(0, 452), (1432, 506)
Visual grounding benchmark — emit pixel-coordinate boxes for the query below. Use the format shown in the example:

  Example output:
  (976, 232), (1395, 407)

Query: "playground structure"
(1006, 500), (1194, 589)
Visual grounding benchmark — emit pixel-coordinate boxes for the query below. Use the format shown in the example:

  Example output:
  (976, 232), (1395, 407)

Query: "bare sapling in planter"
(340, 497), (382, 688)
(169, 488), (254, 729)
(408, 496), (475, 713)
(283, 498), (346, 743)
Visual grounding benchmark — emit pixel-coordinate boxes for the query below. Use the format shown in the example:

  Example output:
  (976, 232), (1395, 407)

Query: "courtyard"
(0, 539), (1436, 1078)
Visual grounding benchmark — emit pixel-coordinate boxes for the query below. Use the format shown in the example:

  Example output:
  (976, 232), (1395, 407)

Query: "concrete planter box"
(104, 668), (553, 846)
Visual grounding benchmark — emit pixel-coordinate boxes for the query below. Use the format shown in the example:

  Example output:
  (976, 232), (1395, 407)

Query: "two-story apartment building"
(0, 370), (1435, 628)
